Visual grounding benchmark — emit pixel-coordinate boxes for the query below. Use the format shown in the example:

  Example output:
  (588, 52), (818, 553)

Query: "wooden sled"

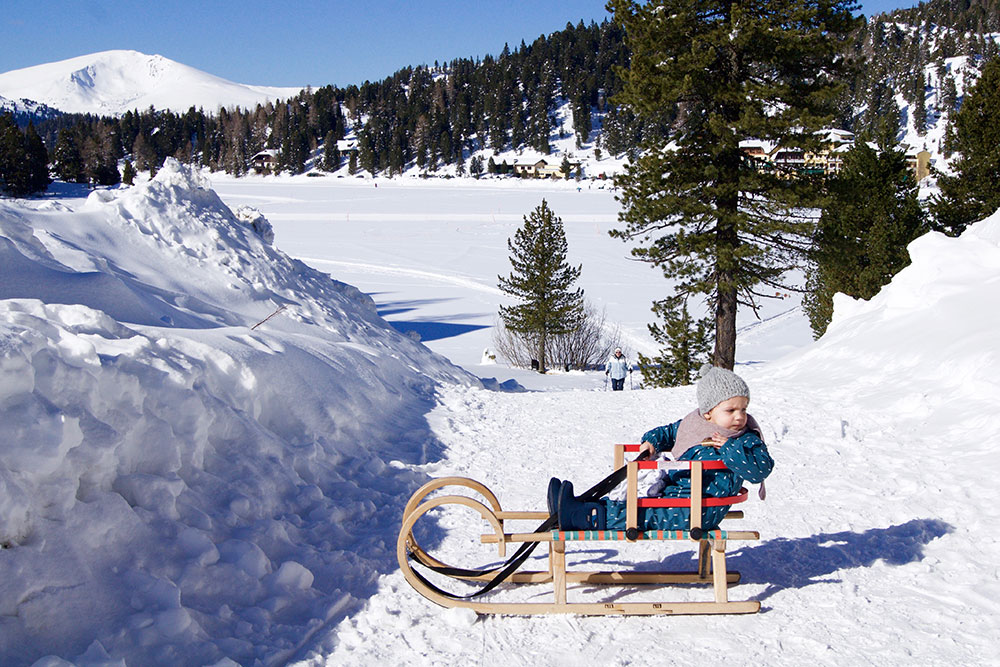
(397, 444), (761, 615)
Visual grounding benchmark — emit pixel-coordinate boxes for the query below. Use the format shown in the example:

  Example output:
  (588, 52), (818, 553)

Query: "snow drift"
(0, 161), (473, 665)
(769, 208), (1000, 442)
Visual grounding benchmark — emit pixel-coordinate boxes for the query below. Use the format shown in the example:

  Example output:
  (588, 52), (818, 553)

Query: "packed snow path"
(305, 371), (997, 666)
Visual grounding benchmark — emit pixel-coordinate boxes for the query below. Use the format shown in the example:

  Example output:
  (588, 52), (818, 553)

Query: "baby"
(549, 364), (774, 531)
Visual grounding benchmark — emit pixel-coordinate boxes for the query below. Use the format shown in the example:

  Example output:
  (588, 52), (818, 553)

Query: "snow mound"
(0, 161), (474, 665)
(770, 207), (1000, 440)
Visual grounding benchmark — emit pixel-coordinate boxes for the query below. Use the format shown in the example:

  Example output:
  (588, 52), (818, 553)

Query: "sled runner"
(397, 445), (761, 615)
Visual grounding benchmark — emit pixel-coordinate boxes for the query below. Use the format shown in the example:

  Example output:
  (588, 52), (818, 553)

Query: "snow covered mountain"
(0, 50), (303, 116)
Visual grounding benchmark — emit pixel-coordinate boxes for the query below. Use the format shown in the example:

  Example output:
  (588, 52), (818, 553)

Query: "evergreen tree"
(0, 117), (50, 197)
(23, 123), (52, 194)
(322, 130), (340, 171)
(498, 199), (584, 372)
(54, 128), (85, 182)
(560, 154), (572, 180)
(82, 124), (121, 186)
(930, 57), (1000, 235)
(122, 159), (136, 185)
(608, 0), (859, 372)
(469, 154), (484, 178)
(638, 294), (712, 387)
(803, 142), (924, 337)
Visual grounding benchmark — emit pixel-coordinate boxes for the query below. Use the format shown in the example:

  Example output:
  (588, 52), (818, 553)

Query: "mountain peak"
(0, 50), (303, 116)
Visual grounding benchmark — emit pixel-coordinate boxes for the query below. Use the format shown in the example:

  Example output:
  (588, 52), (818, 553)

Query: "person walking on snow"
(605, 347), (631, 391)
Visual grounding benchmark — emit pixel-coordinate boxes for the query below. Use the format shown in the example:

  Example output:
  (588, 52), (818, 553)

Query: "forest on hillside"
(1, 0), (999, 188)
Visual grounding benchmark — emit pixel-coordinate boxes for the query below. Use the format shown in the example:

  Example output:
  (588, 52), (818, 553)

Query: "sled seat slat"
(480, 529), (759, 544)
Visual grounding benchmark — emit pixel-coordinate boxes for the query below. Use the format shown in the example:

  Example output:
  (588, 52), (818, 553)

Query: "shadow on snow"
(389, 319), (490, 342)
(407, 518), (952, 605)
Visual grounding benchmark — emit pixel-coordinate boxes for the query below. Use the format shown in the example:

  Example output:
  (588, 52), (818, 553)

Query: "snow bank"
(770, 209), (1000, 442)
(0, 160), (474, 665)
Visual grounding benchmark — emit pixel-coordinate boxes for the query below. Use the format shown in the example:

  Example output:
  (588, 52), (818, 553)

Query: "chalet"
(251, 149), (279, 174)
(513, 158), (581, 179)
(904, 147), (932, 181)
(741, 129), (929, 181)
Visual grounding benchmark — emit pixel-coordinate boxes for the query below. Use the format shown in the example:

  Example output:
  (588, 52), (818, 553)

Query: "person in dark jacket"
(548, 365), (773, 531)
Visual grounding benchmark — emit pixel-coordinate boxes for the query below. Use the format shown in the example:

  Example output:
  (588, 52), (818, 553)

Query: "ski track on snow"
(298, 257), (504, 296)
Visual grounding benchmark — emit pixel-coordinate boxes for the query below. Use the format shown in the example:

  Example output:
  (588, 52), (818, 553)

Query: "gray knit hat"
(696, 363), (749, 414)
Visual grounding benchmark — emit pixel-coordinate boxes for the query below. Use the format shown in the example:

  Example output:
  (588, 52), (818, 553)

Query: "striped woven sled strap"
(551, 529), (728, 541)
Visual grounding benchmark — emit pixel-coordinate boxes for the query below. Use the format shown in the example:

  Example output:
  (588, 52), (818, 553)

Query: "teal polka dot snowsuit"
(603, 419), (774, 531)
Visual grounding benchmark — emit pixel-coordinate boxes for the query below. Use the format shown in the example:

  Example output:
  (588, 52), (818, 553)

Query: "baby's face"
(704, 396), (749, 431)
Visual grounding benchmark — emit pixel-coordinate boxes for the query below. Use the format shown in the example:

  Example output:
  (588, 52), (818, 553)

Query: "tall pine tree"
(803, 142), (925, 337)
(608, 0), (859, 372)
(930, 57), (1000, 235)
(498, 199), (584, 373)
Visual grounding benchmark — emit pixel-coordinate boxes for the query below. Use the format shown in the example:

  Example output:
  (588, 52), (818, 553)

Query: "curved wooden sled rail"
(397, 474), (761, 615)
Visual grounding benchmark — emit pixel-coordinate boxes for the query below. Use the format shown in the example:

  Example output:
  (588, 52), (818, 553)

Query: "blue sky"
(2, 0), (920, 87)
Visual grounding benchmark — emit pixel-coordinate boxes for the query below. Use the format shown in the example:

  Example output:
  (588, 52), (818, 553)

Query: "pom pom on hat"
(696, 363), (749, 415)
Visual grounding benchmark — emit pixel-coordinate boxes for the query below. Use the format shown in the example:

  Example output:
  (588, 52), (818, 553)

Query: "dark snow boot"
(558, 482), (606, 530)
(547, 478), (562, 516)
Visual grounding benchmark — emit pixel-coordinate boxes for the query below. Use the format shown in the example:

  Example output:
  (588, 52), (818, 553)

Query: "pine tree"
(498, 199), (584, 372)
(930, 57), (1000, 235)
(638, 295), (712, 387)
(803, 142), (924, 337)
(54, 128), (85, 182)
(122, 159), (136, 185)
(608, 0), (859, 372)
(322, 130), (340, 171)
(23, 123), (51, 194)
(0, 117), (50, 197)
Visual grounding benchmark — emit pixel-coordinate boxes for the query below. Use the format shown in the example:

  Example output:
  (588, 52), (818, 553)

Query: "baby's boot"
(558, 483), (606, 530)
(547, 478), (562, 516)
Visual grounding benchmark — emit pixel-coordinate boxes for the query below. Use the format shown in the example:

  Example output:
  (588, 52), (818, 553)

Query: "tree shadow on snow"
(376, 296), (460, 318)
(389, 319), (490, 342)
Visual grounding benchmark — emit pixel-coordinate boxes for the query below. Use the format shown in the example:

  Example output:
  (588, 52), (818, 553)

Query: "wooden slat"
(552, 542), (567, 604)
(626, 460), (638, 533)
(439, 569), (742, 585)
(495, 510), (549, 520)
(712, 539), (728, 603)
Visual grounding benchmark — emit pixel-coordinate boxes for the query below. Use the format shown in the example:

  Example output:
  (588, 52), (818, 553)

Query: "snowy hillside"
(894, 50), (996, 175)
(0, 93), (62, 121)
(0, 161), (474, 665)
(0, 50), (303, 116)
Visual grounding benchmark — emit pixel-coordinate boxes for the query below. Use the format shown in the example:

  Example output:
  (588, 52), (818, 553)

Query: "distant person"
(548, 364), (773, 531)
(605, 347), (630, 391)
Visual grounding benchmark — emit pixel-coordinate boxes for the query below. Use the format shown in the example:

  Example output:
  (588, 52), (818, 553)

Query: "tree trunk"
(714, 281), (737, 370)
(714, 143), (741, 371)
(538, 332), (547, 373)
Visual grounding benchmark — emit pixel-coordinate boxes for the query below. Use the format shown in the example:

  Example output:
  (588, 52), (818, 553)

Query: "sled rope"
(405, 450), (650, 600)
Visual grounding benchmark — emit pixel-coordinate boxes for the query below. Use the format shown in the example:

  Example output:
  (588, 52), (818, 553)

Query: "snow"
(2, 163), (999, 666)
(0, 51), (303, 116)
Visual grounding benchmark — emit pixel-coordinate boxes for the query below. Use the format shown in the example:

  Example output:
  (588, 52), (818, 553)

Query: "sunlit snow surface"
(1, 166), (997, 665)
